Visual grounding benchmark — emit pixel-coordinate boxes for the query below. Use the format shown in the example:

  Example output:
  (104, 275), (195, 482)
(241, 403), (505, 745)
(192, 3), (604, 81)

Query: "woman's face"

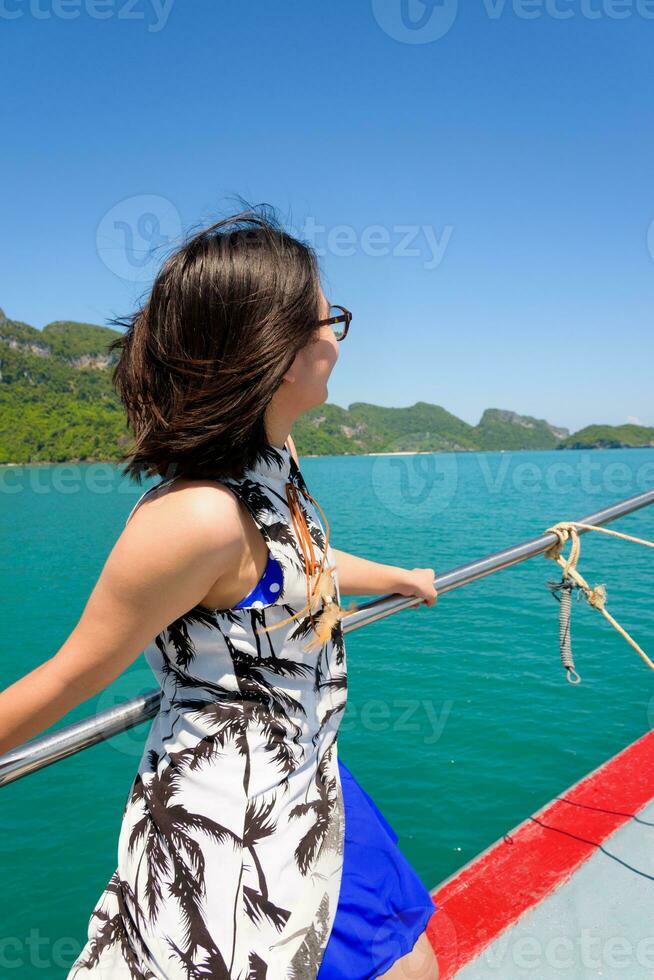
(282, 289), (340, 412)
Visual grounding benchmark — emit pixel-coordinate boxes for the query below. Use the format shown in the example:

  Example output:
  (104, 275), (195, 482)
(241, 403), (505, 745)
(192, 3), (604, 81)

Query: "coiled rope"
(544, 520), (654, 683)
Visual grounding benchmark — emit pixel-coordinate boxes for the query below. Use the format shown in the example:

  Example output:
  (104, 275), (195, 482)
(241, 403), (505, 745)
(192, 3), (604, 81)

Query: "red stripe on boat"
(425, 728), (654, 978)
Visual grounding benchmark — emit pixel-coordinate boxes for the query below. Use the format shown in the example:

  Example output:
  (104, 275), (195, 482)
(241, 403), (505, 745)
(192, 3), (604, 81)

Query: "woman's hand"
(394, 567), (438, 608)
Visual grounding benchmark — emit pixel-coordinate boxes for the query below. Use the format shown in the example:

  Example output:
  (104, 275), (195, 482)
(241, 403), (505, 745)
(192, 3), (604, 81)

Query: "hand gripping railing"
(1, 486), (653, 787)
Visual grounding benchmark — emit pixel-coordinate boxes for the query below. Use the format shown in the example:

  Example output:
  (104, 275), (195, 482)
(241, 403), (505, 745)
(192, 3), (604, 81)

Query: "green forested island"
(1, 310), (652, 464)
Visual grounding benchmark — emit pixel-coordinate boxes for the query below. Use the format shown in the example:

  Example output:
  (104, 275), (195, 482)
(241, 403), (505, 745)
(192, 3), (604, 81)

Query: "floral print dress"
(67, 442), (348, 980)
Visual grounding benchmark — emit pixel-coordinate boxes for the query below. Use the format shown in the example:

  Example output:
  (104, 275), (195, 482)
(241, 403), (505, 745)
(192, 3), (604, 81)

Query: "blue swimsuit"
(236, 553), (437, 977)
(233, 551), (285, 608)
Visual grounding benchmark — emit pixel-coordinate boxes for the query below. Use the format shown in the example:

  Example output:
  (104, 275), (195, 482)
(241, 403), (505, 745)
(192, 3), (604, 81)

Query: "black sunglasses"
(316, 304), (352, 342)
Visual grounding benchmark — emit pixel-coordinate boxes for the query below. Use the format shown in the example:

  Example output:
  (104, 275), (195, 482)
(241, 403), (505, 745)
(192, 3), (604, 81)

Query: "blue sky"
(2, 0), (653, 433)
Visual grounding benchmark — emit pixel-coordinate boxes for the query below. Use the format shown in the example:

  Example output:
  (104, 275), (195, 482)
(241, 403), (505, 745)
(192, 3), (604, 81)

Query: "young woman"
(0, 207), (439, 979)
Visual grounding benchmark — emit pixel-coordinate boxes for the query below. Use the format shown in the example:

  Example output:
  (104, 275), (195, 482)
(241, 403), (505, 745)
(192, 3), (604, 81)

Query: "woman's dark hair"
(107, 203), (323, 483)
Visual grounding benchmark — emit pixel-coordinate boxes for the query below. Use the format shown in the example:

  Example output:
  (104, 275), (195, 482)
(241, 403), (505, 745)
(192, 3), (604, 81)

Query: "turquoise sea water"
(1, 447), (654, 976)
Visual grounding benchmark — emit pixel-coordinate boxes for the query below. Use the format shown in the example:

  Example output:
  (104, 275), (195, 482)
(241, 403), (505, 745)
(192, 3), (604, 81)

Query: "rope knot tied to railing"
(543, 519), (654, 683)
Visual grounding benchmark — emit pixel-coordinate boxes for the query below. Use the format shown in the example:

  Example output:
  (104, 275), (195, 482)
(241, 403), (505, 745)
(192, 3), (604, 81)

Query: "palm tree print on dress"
(68, 442), (347, 979)
(72, 871), (157, 979)
(127, 746), (241, 977)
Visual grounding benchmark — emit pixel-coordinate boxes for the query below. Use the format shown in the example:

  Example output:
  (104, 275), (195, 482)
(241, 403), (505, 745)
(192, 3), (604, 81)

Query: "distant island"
(1, 309), (652, 465)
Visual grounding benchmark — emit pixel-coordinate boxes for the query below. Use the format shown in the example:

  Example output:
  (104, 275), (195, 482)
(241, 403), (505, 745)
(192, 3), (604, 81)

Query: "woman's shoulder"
(125, 477), (246, 550)
(93, 479), (248, 643)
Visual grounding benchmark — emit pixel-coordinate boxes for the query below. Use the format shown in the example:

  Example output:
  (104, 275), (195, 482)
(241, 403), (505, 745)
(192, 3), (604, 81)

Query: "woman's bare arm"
(286, 436), (436, 608)
(328, 547), (414, 596)
(0, 482), (245, 756)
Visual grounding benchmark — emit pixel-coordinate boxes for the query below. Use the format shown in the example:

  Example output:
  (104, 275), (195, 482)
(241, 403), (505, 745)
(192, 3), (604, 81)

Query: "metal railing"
(1, 486), (653, 787)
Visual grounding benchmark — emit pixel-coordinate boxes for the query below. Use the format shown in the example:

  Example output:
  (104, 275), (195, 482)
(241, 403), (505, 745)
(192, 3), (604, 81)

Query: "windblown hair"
(108, 204), (322, 483)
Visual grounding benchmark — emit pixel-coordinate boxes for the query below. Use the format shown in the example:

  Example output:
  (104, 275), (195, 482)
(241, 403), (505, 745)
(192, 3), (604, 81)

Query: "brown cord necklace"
(255, 479), (358, 651)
